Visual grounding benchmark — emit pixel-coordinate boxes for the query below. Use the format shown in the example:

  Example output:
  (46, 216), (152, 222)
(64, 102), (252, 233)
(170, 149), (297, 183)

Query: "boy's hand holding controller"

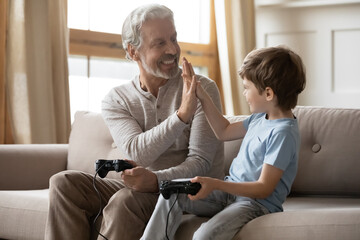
(188, 176), (218, 201)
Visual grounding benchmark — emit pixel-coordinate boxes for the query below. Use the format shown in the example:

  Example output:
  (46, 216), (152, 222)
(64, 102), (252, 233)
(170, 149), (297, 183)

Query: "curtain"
(0, 0), (13, 144)
(214, 0), (255, 116)
(6, 0), (70, 144)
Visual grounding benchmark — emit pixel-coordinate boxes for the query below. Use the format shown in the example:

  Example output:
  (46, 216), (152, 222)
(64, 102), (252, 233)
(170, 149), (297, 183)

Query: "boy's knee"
(193, 223), (212, 240)
(193, 220), (226, 240)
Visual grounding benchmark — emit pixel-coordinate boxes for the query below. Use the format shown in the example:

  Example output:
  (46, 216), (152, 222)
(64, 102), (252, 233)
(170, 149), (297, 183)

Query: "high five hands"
(178, 57), (218, 201)
(177, 57), (206, 123)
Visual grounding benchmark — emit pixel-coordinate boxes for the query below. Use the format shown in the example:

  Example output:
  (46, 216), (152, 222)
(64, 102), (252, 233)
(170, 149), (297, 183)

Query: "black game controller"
(95, 159), (133, 178)
(160, 179), (201, 199)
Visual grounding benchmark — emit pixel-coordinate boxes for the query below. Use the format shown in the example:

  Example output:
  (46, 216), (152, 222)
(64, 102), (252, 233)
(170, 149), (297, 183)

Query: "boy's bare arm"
(196, 83), (246, 141)
(180, 57), (246, 141)
(189, 164), (283, 200)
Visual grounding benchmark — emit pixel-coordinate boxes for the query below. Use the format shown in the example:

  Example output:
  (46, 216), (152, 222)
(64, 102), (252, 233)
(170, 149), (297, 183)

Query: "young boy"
(141, 46), (306, 240)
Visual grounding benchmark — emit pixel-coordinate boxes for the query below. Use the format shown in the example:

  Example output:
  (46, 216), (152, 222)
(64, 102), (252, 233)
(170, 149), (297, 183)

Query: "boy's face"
(242, 78), (267, 113)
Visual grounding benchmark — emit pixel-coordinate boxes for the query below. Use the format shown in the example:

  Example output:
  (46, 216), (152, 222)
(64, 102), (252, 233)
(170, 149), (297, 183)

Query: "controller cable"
(93, 165), (109, 240)
(165, 190), (180, 240)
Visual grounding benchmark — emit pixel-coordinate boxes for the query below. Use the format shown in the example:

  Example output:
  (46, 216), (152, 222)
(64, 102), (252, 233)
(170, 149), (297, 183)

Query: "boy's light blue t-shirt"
(227, 113), (300, 213)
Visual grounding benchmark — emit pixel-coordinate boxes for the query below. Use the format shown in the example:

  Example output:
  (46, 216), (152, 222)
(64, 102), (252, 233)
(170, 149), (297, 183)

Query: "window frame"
(68, 0), (224, 109)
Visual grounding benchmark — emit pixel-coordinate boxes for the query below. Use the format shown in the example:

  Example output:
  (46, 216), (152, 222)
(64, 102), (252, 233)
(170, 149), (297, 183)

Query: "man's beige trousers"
(45, 170), (159, 240)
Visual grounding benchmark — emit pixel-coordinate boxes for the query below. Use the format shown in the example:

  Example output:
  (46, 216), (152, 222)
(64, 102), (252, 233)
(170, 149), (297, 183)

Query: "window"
(68, 0), (210, 44)
(68, 0), (221, 121)
(68, 56), (138, 119)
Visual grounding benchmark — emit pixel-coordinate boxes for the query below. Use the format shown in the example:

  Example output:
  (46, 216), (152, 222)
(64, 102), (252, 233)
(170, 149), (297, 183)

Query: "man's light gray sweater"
(102, 71), (224, 183)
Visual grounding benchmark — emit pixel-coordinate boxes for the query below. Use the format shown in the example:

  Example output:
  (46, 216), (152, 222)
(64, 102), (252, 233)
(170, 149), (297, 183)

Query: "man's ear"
(265, 87), (274, 101)
(128, 44), (140, 61)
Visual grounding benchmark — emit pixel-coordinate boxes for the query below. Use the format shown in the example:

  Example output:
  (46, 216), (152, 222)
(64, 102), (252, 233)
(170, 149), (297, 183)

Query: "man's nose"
(165, 42), (178, 55)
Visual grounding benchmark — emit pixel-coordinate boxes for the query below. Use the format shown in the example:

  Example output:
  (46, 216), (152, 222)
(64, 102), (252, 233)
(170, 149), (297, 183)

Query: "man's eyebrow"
(150, 32), (177, 45)
(149, 38), (165, 47)
(152, 38), (164, 43)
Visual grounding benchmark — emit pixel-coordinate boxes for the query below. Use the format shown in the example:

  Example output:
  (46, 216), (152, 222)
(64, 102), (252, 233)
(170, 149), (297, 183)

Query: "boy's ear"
(128, 44), (140, 61)
(265, 87), (274, 101)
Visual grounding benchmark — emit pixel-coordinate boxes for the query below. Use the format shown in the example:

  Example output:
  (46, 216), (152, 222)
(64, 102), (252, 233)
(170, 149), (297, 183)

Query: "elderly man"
(45, 4), (223, 240)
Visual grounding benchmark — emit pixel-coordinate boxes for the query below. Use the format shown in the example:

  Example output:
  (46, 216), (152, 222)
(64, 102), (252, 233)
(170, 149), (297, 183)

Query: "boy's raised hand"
(177, 57), (198, 123)
(195, 79), (206, 100)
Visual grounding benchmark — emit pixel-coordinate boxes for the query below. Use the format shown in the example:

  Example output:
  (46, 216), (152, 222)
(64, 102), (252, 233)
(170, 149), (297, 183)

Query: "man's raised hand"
(177, 57), (198, 123)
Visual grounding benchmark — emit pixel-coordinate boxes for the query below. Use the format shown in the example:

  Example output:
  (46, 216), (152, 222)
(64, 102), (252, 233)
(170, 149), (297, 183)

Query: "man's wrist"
(176, 109), (190, 123)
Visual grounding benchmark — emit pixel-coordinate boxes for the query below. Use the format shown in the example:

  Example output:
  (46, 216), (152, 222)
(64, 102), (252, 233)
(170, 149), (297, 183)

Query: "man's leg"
(193, 197), (269, 240)
(99, 188), (159, 240)
(45, 170), (124, 240)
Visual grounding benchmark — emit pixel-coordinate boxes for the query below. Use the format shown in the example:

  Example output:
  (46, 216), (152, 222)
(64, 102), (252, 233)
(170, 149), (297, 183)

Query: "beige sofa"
(1, 106), (360, 240)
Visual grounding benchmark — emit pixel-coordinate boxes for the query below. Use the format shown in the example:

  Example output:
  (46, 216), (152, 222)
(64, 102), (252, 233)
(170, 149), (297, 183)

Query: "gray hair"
(122, 4), (174, 60)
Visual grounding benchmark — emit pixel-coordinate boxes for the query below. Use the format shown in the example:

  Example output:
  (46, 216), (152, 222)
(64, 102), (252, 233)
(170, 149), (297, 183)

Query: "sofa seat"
(0, 189), (49, 240)
(240, 197), (360, 239)
(2, 189), (359, 240)
(174, 196), (360, 240)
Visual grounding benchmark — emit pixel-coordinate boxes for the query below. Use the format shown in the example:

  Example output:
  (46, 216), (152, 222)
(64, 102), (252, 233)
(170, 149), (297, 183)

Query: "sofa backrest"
(67, 111), (125, 179)
(224, 107), (360, 197)
(291, 106), (360, 196)
(68, 106), (360, 196)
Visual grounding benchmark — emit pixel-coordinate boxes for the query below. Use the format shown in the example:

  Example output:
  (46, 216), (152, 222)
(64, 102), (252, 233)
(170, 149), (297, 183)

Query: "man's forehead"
(140, 18), (176, 39)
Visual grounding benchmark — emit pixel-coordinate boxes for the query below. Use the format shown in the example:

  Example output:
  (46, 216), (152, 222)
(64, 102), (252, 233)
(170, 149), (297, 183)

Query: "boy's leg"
(141, 193), (185, 240)
(193, 197), (269, 240)
(45, 170), (124, 240)
(141, 190), (229, 240)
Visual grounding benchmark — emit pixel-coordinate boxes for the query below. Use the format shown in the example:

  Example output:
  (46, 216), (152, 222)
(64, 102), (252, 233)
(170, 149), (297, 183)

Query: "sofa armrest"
(0, 144), (68, 190)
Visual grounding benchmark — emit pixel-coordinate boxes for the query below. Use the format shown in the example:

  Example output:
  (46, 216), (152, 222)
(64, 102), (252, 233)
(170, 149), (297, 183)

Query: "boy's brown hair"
(239, 46), (306, 111)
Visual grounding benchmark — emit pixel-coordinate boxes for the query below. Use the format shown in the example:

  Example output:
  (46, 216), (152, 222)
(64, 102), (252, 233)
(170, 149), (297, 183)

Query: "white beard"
(139, 54), (180, 79)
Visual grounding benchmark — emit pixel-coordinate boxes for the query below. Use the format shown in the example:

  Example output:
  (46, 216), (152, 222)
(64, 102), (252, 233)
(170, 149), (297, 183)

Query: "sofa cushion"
(238, 207), (360, 240)
(67, 111), (125, 179)
(0, 189), (48, 240)
(292, 106), (360, 196)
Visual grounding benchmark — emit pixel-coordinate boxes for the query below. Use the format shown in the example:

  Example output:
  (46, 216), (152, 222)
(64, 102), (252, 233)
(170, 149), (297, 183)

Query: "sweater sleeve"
(153, 78), (223, 182)
(101, 88), (189, 167)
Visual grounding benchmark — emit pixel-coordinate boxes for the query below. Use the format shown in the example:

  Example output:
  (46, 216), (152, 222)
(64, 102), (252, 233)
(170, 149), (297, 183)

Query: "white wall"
(255, 0), (360, 108)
